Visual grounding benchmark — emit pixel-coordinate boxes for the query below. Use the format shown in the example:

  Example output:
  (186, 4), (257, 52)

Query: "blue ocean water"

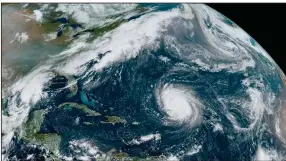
(3, 3), (286, 161)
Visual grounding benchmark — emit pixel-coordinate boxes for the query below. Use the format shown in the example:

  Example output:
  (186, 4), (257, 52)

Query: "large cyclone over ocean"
(2, 3), (286, 161)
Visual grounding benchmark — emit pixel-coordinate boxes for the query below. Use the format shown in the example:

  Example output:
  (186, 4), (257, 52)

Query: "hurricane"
(2, 3), (286, 161)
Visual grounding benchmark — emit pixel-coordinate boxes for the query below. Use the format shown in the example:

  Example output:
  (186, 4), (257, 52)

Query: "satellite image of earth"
(2, 3), (286, 161)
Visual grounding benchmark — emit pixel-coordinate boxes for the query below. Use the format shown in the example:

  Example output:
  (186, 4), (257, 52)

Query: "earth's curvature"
(2, 3), (286, 161)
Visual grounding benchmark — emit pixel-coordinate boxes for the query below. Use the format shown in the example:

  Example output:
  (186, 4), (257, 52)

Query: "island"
(100, 116), (127, 125)
(58, 102), (101, 116)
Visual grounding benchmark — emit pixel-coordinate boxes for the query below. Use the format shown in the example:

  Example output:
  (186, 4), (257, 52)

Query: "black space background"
(207, 3), (286, 73)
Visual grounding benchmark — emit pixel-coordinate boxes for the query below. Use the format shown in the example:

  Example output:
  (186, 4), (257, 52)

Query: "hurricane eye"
(156, 84), (203, 126)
